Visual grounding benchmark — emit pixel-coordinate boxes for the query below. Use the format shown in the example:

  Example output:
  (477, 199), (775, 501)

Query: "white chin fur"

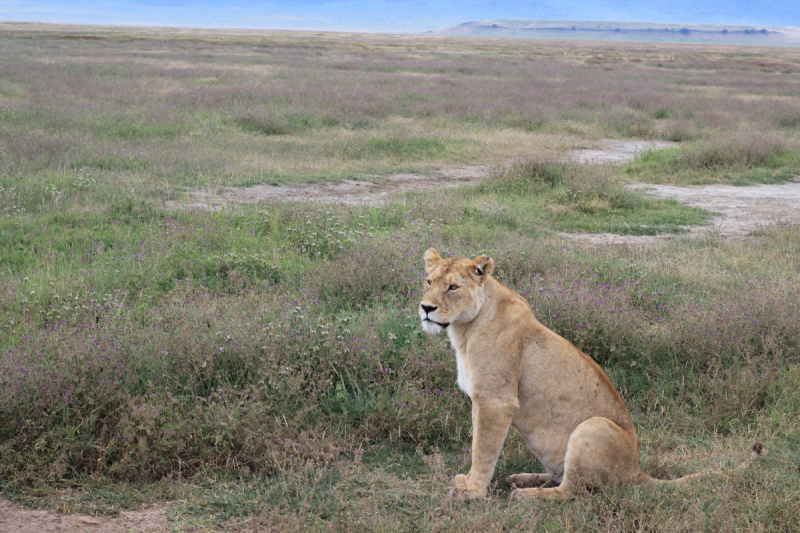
(421, 320), (444, 335)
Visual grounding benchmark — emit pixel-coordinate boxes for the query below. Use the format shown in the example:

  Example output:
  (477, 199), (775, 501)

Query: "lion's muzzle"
(419, 304), (449, 334)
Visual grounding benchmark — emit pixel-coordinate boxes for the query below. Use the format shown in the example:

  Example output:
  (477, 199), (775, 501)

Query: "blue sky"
(3, 1), (797, 32)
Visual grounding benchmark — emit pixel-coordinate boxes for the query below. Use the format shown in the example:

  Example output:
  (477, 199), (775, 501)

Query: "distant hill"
(428, 19), (800, 47)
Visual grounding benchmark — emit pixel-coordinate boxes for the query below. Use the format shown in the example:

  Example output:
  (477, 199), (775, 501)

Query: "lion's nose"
(421, 304), (438, 314)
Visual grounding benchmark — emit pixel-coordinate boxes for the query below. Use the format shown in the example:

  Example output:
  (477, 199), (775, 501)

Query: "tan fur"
(418, 248), (763, 501)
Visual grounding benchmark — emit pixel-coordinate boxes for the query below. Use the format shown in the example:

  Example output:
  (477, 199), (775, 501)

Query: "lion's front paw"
(448, 474), (486, 499)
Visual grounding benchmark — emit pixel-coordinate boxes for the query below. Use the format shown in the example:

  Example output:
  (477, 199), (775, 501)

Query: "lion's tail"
(640, 442), (764, 486)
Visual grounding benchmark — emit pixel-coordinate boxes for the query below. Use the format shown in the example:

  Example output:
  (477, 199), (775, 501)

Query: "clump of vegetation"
(678, 133), (792, 170)
(485, 158), (572, 194)
(480, 159), (708, 235)
(625, 133), (800, 185)
(234, 113), (290, 135)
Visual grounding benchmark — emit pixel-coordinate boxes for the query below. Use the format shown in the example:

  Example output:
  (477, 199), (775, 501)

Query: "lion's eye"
(448, 285), (458, 291)
(426, 279), (432, 286)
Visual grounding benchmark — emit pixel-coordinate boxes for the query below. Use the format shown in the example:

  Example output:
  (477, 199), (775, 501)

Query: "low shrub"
(778, 114), (800, 129)
(677, 132), (791, 170)
(234, 114), (290, 136)
(547, 166), (639, 214)
(2, 230), (799, 485)
(484, 158), (572, 195)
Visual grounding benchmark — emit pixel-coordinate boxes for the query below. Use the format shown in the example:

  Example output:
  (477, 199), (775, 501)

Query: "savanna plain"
(2, 24), (800, 531)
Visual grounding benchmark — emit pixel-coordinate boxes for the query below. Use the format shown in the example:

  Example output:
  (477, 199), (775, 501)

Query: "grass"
(234, 114), (292, 136)
(2, 195), (798, 530)
(1, 24), (800, 532)
(624, 134), (800, 186)
(3, 24), (800, 189)
(477, 159), (710, 235)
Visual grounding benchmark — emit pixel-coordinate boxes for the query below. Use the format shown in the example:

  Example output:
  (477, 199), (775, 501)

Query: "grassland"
(1, 24), (800, 531)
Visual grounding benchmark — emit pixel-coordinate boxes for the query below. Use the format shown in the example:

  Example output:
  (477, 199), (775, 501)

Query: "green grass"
(475, 159), (711, 235)
(549, 196), (709, 235)
(111, 121), (186, 139)
(2, 194), (799, 530)
(365, 136), (446, 158)
(624, 142), (800, 186)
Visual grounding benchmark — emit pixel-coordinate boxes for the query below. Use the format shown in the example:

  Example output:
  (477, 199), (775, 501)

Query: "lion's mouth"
(423, 318), (449, 329)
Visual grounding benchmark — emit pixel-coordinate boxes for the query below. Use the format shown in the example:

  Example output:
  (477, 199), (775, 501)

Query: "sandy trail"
(570, 179), (800, 244)
(171, 165), (492, 209)
(639, 181), (800, 236)
(0, 498), (168, 532)
(171, 138), (800, 241)
(169, 139), (671, 210)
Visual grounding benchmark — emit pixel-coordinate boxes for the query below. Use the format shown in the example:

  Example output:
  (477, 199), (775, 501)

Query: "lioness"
(418, 248), (762, 500)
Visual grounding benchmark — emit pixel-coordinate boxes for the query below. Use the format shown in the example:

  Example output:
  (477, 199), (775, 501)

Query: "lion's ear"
(424, 248), (442, 270)
(471, 255), (494, 279)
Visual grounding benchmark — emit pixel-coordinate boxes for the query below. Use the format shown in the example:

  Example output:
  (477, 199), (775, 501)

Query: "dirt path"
(169, 139), (673, 209)
(170, 139), (800, 242)
(570, 139), (675, 164)
(0, 498), (168, 532)
(170, 165), (491, 209)
(638, 181), (800, 236)
(570, 179), (800, 244)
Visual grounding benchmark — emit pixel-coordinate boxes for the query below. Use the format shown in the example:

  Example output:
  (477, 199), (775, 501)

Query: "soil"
(167, 139), (672, 210)
(569, 139), (675, 164)
(169, 139), (800, 242)
(569, 179), (800, 244)
(0, 498), (168, 532)
(639, 181), (800, 236)
(167, 165), (491, 210)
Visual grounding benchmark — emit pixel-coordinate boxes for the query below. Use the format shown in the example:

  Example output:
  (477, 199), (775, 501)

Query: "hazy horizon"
(3, 0), (798, 34)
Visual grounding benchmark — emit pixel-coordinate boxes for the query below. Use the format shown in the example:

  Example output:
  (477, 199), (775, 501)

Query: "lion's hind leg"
(506, 472), (553, 489)
(510, 482), (572, 501)
(510, 417), (640, 501)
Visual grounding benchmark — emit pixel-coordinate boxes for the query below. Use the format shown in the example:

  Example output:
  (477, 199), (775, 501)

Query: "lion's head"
(418, 248), (495, 335)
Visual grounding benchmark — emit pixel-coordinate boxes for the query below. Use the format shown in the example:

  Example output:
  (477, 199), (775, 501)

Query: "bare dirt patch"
(638, 181), (800, 236)
(570, 139), (676, 164)
(167, 165), (491, 209)
(0, 498), (168, 533)
(565, 179), (800, 244)
(168, 139), (674, 209)
(169, 139), (800, 243)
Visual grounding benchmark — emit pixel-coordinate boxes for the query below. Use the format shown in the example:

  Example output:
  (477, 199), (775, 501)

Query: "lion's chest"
(449, 331), (474, 399)
(455, 348), (474, 399)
